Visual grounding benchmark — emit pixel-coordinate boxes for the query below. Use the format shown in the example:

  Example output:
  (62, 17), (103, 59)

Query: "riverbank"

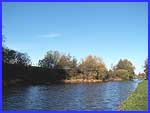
(118, 80), (148, 111)
(61, 79), (102, 83)
(3, 77), (125, 87)
(61, 77), (125, 84)
(3, 63), (131, 87)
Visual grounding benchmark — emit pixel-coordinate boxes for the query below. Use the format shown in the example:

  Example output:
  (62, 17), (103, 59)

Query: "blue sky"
(2, 2), (148, 74)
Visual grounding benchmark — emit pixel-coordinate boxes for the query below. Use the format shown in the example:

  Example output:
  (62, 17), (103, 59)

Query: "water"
(3, 80), (141, 111)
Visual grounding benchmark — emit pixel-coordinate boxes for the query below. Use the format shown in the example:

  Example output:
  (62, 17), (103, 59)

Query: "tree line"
(3, 47), (31, 66)
(3, 46), (148, 81)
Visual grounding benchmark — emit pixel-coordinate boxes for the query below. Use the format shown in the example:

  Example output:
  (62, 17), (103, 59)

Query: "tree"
(2, 48), (31, 66)
(115, 59), (135, 79)
(3, 48), (16, 63)
(79, 55), (107, 80)
(107, 69), (113, 79)
(56, 54), (78, 79)
(115, 69), (130, 80)
(107, 64), (116, 79)
(144, 58), (148, 79)
(38, 51), (61, 68)
(38, 51), (78, 79)
(138, 72), (146, 79)
(15, 52), (31, 66)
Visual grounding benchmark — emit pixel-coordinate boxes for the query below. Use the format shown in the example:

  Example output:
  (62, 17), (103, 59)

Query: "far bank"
(2, 63), (137, 87)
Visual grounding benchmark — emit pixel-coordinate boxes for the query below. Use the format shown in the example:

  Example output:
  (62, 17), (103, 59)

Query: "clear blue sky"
(2, 2), (148, 74)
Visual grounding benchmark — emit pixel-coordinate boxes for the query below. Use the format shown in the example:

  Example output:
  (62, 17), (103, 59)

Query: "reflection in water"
(3, 80), (141, 110)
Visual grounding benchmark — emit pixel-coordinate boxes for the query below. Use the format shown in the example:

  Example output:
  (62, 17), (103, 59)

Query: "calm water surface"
(3, 80), (141, 110)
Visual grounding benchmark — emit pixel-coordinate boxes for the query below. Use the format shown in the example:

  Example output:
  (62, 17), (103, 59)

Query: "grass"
(119, 80), (148, 111)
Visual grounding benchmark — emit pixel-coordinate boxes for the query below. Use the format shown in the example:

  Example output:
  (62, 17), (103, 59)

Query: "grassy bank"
(119, 80), (148, 111)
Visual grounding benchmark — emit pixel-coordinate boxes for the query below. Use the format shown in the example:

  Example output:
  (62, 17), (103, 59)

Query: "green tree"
(38, 50), (61, 68)
(115, 69), (130, 80)
(56, 54), (78, 79)
(3, 48), (31, 66)
(108, 69), (113, 79)
(38, 51), (78, 79)
(15, 52), (31, 66)
(2, 48), (16, 64)
(79, 55), (107, 80)
(114, 59), (135, 79)
(144, 58), (148, 79)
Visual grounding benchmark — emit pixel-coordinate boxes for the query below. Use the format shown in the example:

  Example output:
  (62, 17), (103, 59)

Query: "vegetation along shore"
(2, 46), (148, 87)
(118, 80), (148, 111)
